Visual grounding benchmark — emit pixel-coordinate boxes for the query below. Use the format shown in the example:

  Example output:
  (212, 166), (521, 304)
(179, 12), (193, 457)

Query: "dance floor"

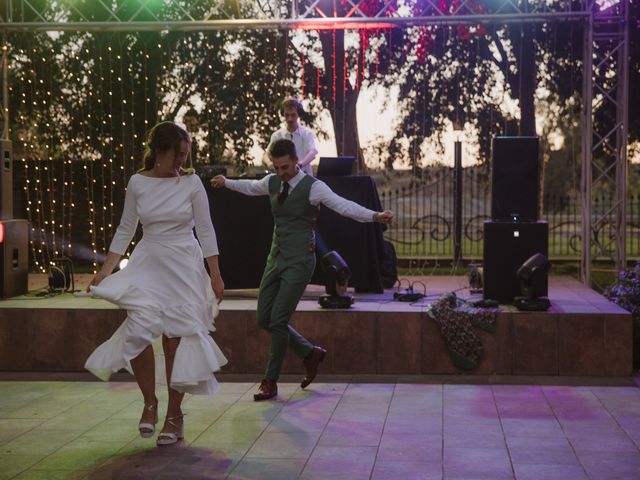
(1, 275), (639, 478)
(1, 377), (640, 479)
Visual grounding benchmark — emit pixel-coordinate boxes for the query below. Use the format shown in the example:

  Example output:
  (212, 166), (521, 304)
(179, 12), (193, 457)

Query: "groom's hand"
(374, 210), (394, 224)
(211, 175), (226, 188)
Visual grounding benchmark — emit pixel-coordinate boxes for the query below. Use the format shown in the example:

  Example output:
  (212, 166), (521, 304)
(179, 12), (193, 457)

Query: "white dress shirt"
(268, 125), (317, 176)
(224, 170), (377, 223)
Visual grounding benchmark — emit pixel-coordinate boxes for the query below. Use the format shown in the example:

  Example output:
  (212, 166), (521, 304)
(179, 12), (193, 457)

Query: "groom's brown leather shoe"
(301, 346), (327, 388)
(253, 379), (277, 401)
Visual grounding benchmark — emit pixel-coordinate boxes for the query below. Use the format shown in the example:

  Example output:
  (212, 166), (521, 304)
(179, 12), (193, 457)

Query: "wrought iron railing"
(379, 171), (640, 261)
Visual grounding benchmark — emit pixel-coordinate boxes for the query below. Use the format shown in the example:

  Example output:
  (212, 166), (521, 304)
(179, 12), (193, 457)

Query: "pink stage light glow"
(292, 21), (397, 30)
(596, 0), (621, 10)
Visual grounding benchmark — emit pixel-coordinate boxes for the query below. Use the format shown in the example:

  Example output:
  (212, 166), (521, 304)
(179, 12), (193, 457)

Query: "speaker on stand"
(1, 140), (12, 220)
(490, 136), (540, 223)
(483, 136), (550, 304)
(0, 140), (30, 298)
(0, 219), (29, 298)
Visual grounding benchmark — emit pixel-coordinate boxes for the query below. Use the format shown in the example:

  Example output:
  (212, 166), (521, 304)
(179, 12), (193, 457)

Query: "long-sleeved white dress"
(84, 173), (228, 395)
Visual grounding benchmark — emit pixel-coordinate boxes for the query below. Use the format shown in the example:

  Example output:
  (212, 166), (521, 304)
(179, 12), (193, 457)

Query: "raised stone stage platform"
(0, 275), (632, 377)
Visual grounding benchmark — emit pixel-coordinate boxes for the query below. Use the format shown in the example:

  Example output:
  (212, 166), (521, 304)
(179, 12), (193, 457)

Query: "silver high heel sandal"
(157, 414), (185, 446)
(138, 402), (158, 438)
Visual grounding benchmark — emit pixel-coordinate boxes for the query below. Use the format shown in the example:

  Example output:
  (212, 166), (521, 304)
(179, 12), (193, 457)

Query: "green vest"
(268, 174), (318, 259)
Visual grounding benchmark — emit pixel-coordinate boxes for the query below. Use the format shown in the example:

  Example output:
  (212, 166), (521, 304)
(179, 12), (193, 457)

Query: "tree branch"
(485, 27), (508, 73)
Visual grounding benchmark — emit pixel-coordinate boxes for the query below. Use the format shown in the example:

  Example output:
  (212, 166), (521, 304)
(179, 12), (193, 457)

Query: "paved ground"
(1, 379), (640, 479)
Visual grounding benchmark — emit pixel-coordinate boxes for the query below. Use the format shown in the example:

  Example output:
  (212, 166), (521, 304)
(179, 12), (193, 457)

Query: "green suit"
(257, 174), (318, 380)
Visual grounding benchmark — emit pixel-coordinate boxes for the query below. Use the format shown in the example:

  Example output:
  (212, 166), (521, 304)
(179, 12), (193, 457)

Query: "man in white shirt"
(211, 139), (393, 401)
(267, 98), (318, 176)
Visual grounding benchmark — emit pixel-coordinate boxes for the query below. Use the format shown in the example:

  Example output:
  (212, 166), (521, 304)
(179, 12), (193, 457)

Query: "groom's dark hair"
(268, 139), (298, 161)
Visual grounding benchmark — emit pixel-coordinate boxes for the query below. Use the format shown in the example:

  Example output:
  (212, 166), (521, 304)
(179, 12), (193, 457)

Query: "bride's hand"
(211, 274), (224, 303)
(87, 271), (108, 292)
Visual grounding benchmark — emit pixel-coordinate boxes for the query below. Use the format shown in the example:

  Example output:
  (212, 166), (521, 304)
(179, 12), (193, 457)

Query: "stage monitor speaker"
(491, 136), (539, 222)
(0, 140), (12, 220)
(0, 219), (29, 298)
(483, 220), (548, 303)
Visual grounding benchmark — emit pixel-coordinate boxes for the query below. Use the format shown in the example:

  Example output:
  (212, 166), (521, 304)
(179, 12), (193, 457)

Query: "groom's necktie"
(278, 181), (290, 205)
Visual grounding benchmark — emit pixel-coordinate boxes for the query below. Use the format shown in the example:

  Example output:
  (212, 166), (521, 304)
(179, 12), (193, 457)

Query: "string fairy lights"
(10, 32), (156, 273)
(8, 17), (448, 271)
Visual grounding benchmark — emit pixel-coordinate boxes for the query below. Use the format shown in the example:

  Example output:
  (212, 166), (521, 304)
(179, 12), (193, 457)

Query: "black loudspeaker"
(491, 136), (539, 222)
(0, 219), (29, 298)
(483, 221), (548, 303)
(0, 140), (12, 220)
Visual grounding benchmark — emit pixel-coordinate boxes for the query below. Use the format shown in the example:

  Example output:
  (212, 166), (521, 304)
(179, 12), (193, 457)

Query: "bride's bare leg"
(160, 335), (184, 435)
(130, 344), (157, 433)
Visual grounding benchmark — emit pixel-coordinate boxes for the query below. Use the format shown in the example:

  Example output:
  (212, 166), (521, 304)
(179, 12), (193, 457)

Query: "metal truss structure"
(0, 0), (590, 30)
(0, 0), (631, 285)
(581, 0), (630, 285)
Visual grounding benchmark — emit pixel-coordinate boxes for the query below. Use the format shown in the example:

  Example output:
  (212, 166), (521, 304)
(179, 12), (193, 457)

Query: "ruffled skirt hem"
(84, 321), (228, 396)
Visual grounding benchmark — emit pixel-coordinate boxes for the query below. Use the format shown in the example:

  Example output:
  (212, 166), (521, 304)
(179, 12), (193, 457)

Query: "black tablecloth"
(204, 175), (385, 292)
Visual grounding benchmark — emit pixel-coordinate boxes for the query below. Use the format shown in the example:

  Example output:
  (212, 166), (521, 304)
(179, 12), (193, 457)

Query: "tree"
(370, 0), (585, 170)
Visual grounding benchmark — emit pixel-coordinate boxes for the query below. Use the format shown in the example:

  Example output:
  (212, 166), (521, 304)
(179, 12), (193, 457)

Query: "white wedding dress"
(85, 173), (228, 395)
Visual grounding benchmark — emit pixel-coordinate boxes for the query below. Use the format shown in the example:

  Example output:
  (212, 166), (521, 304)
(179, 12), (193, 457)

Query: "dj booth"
(205, 175), (386, 293)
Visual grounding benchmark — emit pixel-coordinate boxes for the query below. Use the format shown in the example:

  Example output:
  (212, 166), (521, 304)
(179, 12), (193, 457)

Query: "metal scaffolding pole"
(581, 0), (630, 286)
(581, 6), (594, 286)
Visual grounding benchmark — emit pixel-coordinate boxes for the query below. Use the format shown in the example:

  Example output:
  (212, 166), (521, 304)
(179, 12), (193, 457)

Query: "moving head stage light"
(514, 253), (551, 311)
(318, 251), (354, 309)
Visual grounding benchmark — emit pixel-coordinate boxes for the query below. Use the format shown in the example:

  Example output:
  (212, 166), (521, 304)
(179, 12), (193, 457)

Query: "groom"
(211, 139), (393, 400)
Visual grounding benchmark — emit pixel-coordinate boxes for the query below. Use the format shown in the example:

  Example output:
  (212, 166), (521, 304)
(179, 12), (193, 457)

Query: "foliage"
(604, 262), (640, 322)
(371, 0), (584, 169)
(604, 261), (640, 369)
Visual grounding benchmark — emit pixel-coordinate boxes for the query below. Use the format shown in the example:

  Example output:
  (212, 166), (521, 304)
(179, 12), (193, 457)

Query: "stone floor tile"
(443, 447), (513, 479)
(266, 408), (333, 433)
(497, 403), (555, 420)
(501, 418), (564, 438)
(578, 451), (640, 479)
(300, 445), (377, 480)
(384, 413), (442, 435)
(377, 433), (442, 463)
(445, 409), (502, 423)
(92, 446), (237, 480)
(215, 382), (256, 395)
(512, 463), (589, 480)
(569, 431), (638, 453)
(319, 418), (384, 446)
(29, 440), (124, 471)
(0, 454), (45, 480)
(444, 422), (506, 449)
(0, 419), (44, 445)
(2, 429), (84, 456)
(371, 461), (442, 480)
(37, 407), (113, 431)
(228, 458), (306, 480)
(284, 390), (343, 412)
(11, 470), (88, 480)
(246, 431), (320, 459)
(507, 436), (579, 466)
(190, 418), (269, 445)
(217, 401), (284, 422)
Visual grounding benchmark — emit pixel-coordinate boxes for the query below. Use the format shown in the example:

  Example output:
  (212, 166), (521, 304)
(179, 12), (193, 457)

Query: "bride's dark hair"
(141, 121), (191, 171)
